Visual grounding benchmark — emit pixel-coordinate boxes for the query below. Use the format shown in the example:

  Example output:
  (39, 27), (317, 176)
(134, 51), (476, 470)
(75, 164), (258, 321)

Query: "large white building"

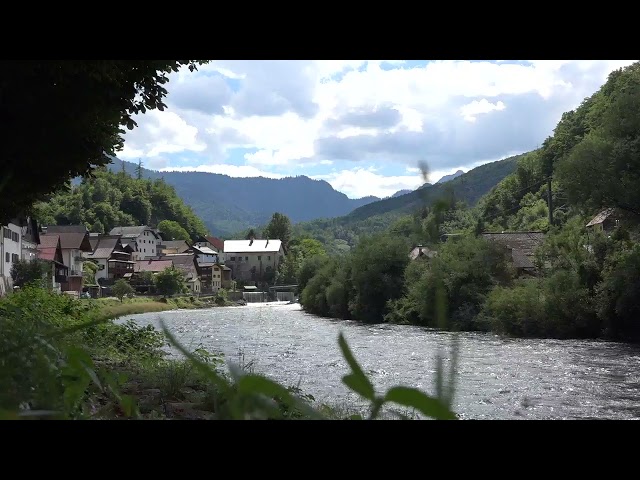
(109, 226), (161, 260)
(223, 238), (284, 282)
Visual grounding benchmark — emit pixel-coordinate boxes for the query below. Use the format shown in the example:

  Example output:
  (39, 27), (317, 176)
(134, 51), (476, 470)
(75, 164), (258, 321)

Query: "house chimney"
(249, 238), (253, 246)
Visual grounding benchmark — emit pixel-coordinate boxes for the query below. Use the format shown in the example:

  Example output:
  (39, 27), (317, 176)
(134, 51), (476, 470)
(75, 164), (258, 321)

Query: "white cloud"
(122, 60), (639, 197)
(314, 168), (425, 199)
(460, 99), (506, 122)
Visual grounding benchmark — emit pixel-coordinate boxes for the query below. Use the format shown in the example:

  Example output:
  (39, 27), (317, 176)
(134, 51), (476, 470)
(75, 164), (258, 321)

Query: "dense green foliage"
(157, 220), (191, 241)
(0, 61), (206, 225)
(10, 259), (51, 289)
(297, 62), (640, 342)
(112, 279), (135, 302)
(263, 212), (292, 250)
(155, 266), (186, 297)
(33, 167), (207, 240)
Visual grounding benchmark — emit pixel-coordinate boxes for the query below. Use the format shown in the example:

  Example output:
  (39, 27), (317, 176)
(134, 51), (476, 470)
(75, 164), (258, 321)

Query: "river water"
(126, 302), (640, 419)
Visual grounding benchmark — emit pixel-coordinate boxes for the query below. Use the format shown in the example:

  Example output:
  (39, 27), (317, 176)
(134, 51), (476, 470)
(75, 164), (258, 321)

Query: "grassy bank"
(87, 294), (240, 322)
(0, 286), (458, 420)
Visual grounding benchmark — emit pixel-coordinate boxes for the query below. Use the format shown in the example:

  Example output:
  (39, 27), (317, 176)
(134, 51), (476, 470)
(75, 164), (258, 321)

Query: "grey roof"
(86, 236), (125, 260)
(481, 231), (545, 270)
(89, 237), (100, 252)
(109, 226), (157, 238)
(163, 240), (191, 253)
(41, 231), (92, 251)
(586, 208), (616, 227)
(165, 253), (198, 279)
(46, 225), (88, 234)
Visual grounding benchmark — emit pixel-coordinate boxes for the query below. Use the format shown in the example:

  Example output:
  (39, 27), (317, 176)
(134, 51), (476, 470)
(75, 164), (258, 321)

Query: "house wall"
(22, 240), (38, 262)
(94, 259), (109, 281)
(1, 223), (22, 285)
(134, 230), (158, 260)
(226, 249), (282, 281)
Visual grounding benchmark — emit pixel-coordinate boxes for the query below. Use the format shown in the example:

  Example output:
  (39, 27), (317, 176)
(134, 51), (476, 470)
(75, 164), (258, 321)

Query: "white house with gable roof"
(109, 226), (161, 261)
(223, 238), (284, 282)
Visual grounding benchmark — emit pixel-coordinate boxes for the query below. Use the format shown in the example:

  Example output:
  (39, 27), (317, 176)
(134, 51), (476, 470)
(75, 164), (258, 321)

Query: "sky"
(119, 60), (637, 199)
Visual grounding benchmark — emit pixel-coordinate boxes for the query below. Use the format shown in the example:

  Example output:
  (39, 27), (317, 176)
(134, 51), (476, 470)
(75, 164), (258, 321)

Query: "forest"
(32, 167), (208, 241)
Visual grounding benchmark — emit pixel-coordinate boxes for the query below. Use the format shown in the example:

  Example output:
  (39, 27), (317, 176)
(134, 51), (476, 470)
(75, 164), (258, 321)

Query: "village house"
(40, 225), (92, 294)
(586, 208), (620, 234)
(166, 253), (202, 293)
(19, 217), (40, 262)
(109, 226), (161, 261)
(481, 231), (545, 276)
(409, 244), (437, 260)
(0, 221), (23, 295)
(83, 235), (135, 283)
(162, 240), (191, 255)
(36, 234), (68, 293)
(223, 238), (284, 282)
(194, 235), (224, 255)
(213, 264), (232, 290)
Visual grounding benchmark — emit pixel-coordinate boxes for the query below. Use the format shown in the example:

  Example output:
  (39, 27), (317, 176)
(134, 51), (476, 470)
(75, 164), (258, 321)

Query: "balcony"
(55, 275), (68, 284)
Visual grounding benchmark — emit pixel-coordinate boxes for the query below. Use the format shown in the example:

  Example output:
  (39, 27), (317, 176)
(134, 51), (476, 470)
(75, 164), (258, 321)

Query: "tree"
(0, 60), (207, 225)
(10, 259), (51, 288)
(246, 228), (257, 240)
(112, 279), (135, 302)
(263, 213), (292, 250)
(155, 266), (186, 297)
(135, 159), (143, 180)
(158, 220), (190, 241)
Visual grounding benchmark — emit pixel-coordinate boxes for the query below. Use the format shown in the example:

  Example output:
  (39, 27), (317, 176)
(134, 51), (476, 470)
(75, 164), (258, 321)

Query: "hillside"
(296, 62), (640, 343)
(33, 167), (208, 240)
(293, 154), (521, 253)
(107, 158), (380, 237)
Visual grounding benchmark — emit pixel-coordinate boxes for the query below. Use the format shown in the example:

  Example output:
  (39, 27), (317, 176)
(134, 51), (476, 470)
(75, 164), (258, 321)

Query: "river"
(126, 302), (640, 419)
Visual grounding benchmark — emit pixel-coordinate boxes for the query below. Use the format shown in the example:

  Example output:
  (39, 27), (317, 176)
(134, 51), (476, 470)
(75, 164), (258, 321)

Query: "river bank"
(1, 287), (357, 420)
(87, 295), (246, 323)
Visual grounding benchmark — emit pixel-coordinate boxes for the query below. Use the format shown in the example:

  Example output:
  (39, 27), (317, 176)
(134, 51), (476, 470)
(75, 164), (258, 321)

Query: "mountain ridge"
(106, 157), (381, 237)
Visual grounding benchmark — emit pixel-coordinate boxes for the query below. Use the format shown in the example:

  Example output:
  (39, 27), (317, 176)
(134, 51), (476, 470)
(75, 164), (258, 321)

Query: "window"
(268, 256), (271, 260)
(245, 256), (248, 261)
(11, 232), (19, 242)
(12, 253), (19, 263)
(3, 229), (11, 239)
(5, 252), (9, 262)
(230, 256), (235, 261)
(258, 256), (261, 261)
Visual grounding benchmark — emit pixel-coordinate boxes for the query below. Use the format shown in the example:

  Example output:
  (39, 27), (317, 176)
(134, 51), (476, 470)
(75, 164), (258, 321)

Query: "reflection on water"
(125, 302), (640, 419)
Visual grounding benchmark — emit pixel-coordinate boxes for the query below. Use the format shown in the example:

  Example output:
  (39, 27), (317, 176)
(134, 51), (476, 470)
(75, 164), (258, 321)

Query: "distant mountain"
(294, 154), (522, 251)
(391, 189), (413, 198)
(106, 158), (380, 237)
(436, 169), (465, 184)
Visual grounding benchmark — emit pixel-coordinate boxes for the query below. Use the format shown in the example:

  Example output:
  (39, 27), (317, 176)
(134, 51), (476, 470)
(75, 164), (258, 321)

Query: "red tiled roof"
(206, 236), (224, 251)
(135, 259), (173, 273)
(38, 247), (57, 261)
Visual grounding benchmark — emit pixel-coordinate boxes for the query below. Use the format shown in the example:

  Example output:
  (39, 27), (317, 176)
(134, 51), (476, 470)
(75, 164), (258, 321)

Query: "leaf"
(119, 395), (138, 418)
(384, 386), (457, 420)
(343, 373), (376, 401)
(338, 332), (375, 401)
(237, 374), (325, 420)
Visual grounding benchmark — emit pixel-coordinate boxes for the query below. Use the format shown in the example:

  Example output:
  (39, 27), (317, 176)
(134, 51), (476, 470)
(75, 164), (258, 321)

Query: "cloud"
(326, 104), (402, 129)
(167, 74), (232, 115)
(121, 60), (638, 197)
(313, 167), (424, 199)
